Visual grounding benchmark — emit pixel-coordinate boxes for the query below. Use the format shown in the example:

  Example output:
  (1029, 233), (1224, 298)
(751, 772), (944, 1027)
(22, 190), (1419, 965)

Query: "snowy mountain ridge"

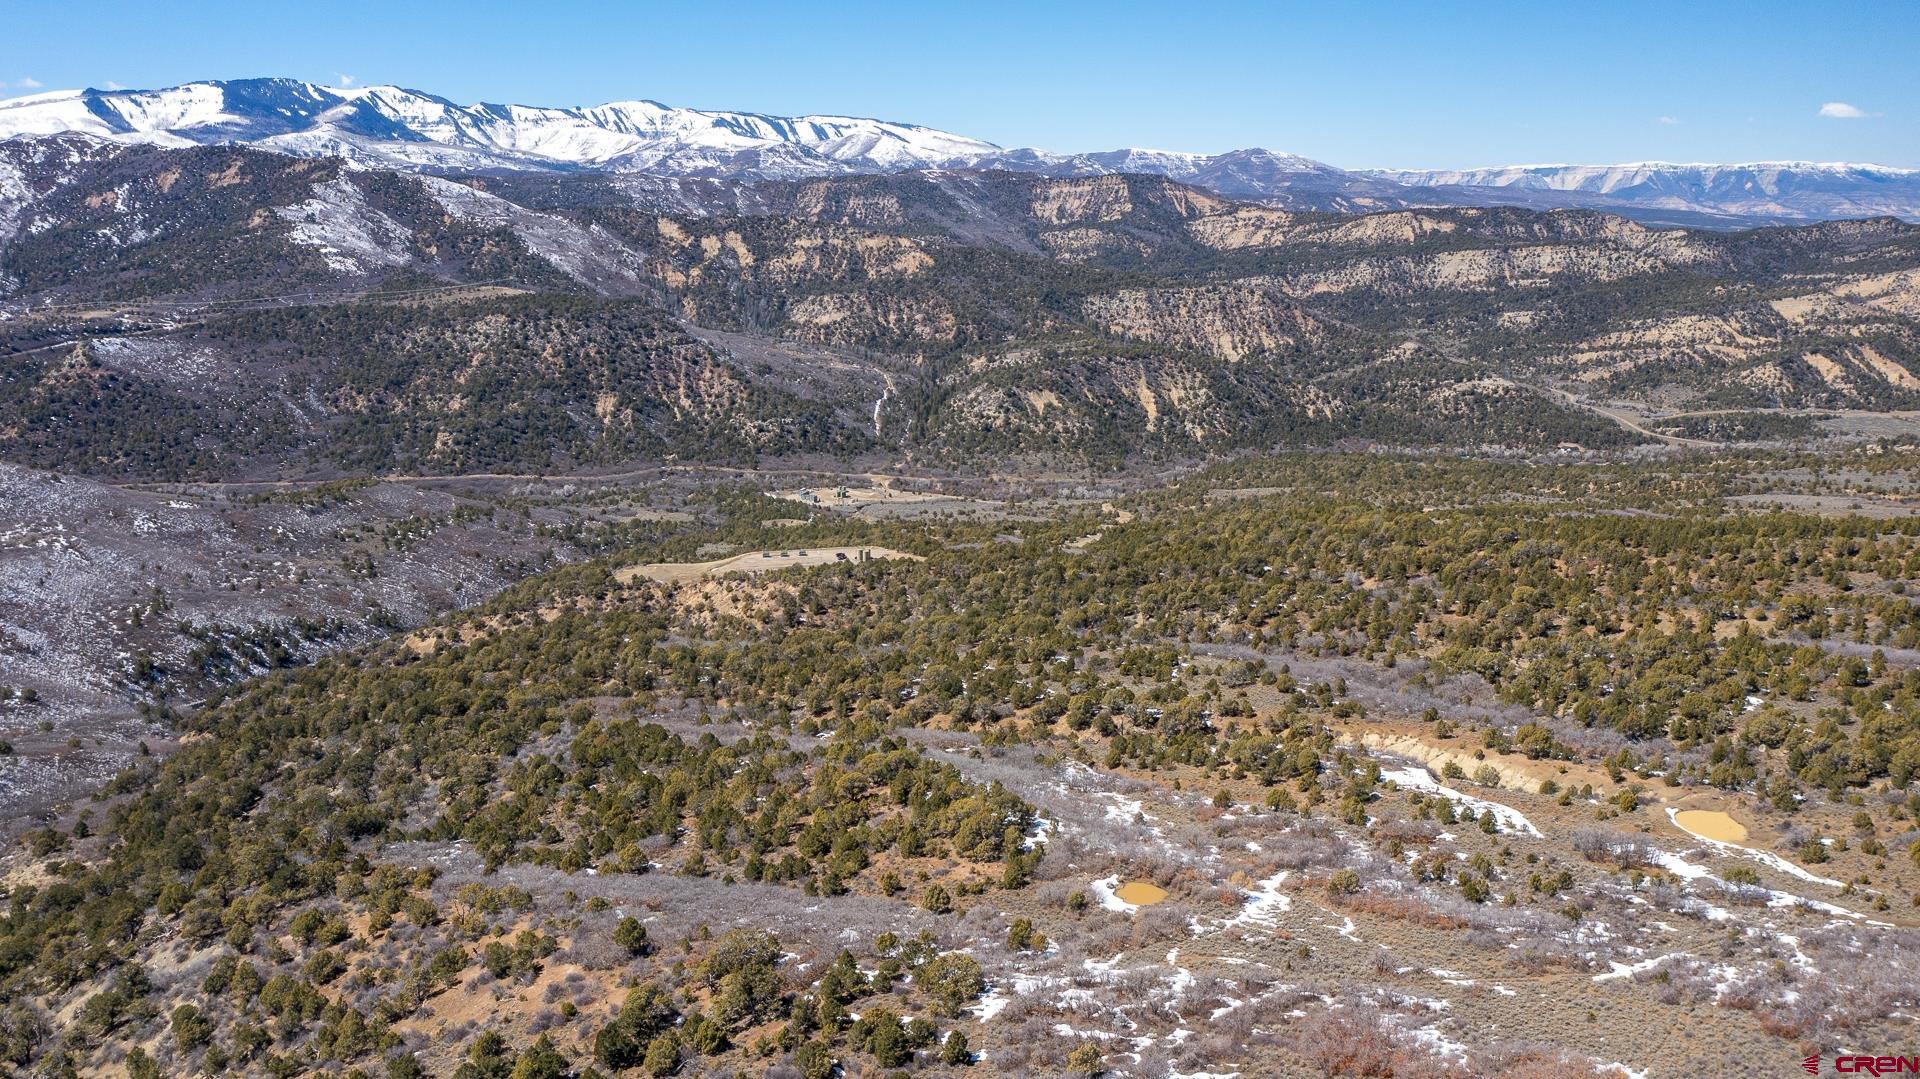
(1370, 161), (1920, 190)
(0, 79), (1005, 177)
(1367, 160), (1920, 224)
(2, 79), (1917, 223)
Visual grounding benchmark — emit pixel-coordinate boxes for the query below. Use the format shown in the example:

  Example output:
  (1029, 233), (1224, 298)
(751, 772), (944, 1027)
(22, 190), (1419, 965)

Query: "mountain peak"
(3, 79), (1917, 224)
(0, 79), (1006, 177)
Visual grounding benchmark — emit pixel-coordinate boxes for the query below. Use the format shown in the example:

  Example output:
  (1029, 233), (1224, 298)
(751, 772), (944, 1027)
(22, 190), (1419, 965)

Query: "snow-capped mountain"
(0, 79), (1410, 210)
(1368, 161), (1920, 223)
(0, 78), (1003, 178)
(2, 79), (1917, 223)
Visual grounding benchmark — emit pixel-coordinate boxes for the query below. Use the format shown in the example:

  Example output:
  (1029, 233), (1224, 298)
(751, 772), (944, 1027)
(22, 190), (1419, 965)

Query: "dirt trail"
(1532, 383), (1718, 448)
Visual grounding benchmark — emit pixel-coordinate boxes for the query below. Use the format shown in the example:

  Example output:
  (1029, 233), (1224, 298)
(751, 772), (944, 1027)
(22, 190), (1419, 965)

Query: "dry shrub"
(1294, 1003), (1398, 1077)
(1571, 827), (1653, 868)
(1475, 1043), (1619, 1078)
(1130, 901), (1197, 944)
(1713, 881), (1772, 907)
(1759, 1011), (1810, 1039)
(1032, 879), (1083, 909)
(1259, 828), (1351, 872)
(1208, 885), (1244, 911)
(1374, 819), (1441, 846)
(1504, 940), (1588, 975)
(1338, 891), (1469, 929)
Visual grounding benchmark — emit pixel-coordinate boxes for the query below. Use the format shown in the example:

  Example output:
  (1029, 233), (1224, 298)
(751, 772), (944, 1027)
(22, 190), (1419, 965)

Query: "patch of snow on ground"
(1664, 807), (1843, 887)
(1396, 1016), (1470, 1059)
(972, 987), (1009, 1022)
(1380, 765), (1542, 836)
(1654, 846), (1864, 923)
(1099, 790), (1149, 824)
(1090, 875), (1133, 912)
(1593, 954), (1676, 982)
(1227, 871), (1293, 927)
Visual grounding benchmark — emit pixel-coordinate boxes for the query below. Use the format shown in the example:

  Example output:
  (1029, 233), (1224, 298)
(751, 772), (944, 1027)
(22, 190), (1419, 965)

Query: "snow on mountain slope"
(1373, 161), (1920, 194)
(3, 79), (1916, 222)
(1368, 162), (1920, 222)
(0, 134), (126, 246)
(275, 175), (412, 275)
(0, 90), (166, 141)
(0, 79), (1002, 178)
(0, 79), (1373, 197)
(419, 175), (650, 289)
(952, 146), (1414, 210)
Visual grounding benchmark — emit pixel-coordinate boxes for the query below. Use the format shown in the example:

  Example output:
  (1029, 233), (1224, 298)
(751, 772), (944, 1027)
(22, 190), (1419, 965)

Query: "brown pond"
(1114, 881), (1169, 906)
(1673, 809), (1749, 844)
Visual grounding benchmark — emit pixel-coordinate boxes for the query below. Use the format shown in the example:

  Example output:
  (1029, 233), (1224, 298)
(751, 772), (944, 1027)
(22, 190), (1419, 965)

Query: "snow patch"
(275, 175), (411, 274)
(1664, 807), (1842, 887)
(1380, 765), (1542, 836)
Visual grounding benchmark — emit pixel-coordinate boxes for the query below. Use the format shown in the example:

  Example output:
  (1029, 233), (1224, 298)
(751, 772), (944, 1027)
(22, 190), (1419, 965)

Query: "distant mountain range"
(1368, 161), (1920, 226)
(2, 78), (1916, 225)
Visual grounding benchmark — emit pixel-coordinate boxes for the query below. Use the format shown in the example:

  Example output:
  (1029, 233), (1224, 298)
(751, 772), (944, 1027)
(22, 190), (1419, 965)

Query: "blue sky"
(2, 0), (1914, 167)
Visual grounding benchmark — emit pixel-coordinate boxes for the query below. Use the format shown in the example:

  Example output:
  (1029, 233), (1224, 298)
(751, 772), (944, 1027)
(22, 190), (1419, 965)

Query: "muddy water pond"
(1114, 881), (1169, 906)
(1673, 809), (1748, 844)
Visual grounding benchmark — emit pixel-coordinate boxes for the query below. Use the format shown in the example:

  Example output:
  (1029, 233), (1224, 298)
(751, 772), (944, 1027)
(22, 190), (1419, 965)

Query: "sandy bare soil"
(613, 545), (922, 585)
(772, 480), (1020, 519)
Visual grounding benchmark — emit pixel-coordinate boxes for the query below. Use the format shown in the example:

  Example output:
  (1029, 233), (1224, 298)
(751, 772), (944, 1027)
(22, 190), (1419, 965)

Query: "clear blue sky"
(2, 0), (1915, 168)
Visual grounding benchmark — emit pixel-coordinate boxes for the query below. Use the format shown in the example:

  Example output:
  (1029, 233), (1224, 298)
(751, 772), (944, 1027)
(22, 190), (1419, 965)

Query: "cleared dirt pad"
(773, 483), (948, 507)
(614, 545), (922, 584)
(771, 482), (1018, 519)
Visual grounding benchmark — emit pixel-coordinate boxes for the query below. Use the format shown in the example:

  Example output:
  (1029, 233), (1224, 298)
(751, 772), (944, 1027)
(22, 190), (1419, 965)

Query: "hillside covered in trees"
(5, 452), (1920, 1076)
(9, 142), (1920, 478)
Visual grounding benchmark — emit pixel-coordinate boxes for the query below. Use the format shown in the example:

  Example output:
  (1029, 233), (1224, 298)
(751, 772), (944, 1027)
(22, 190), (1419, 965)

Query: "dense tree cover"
(1656, 412), (1826, 442)
(0, 510), (1031, 1072)
(0, 295), (873, 479)
(0, 341), (299, 476)
(208, 294), (871, 473)
(11, 450), (1920, 1072)
(0, 145), (341, 300)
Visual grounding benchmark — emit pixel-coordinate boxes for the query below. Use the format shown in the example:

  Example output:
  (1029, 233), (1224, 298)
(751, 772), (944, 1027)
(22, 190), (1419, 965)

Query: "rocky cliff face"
(6, 142), (1920, 471)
